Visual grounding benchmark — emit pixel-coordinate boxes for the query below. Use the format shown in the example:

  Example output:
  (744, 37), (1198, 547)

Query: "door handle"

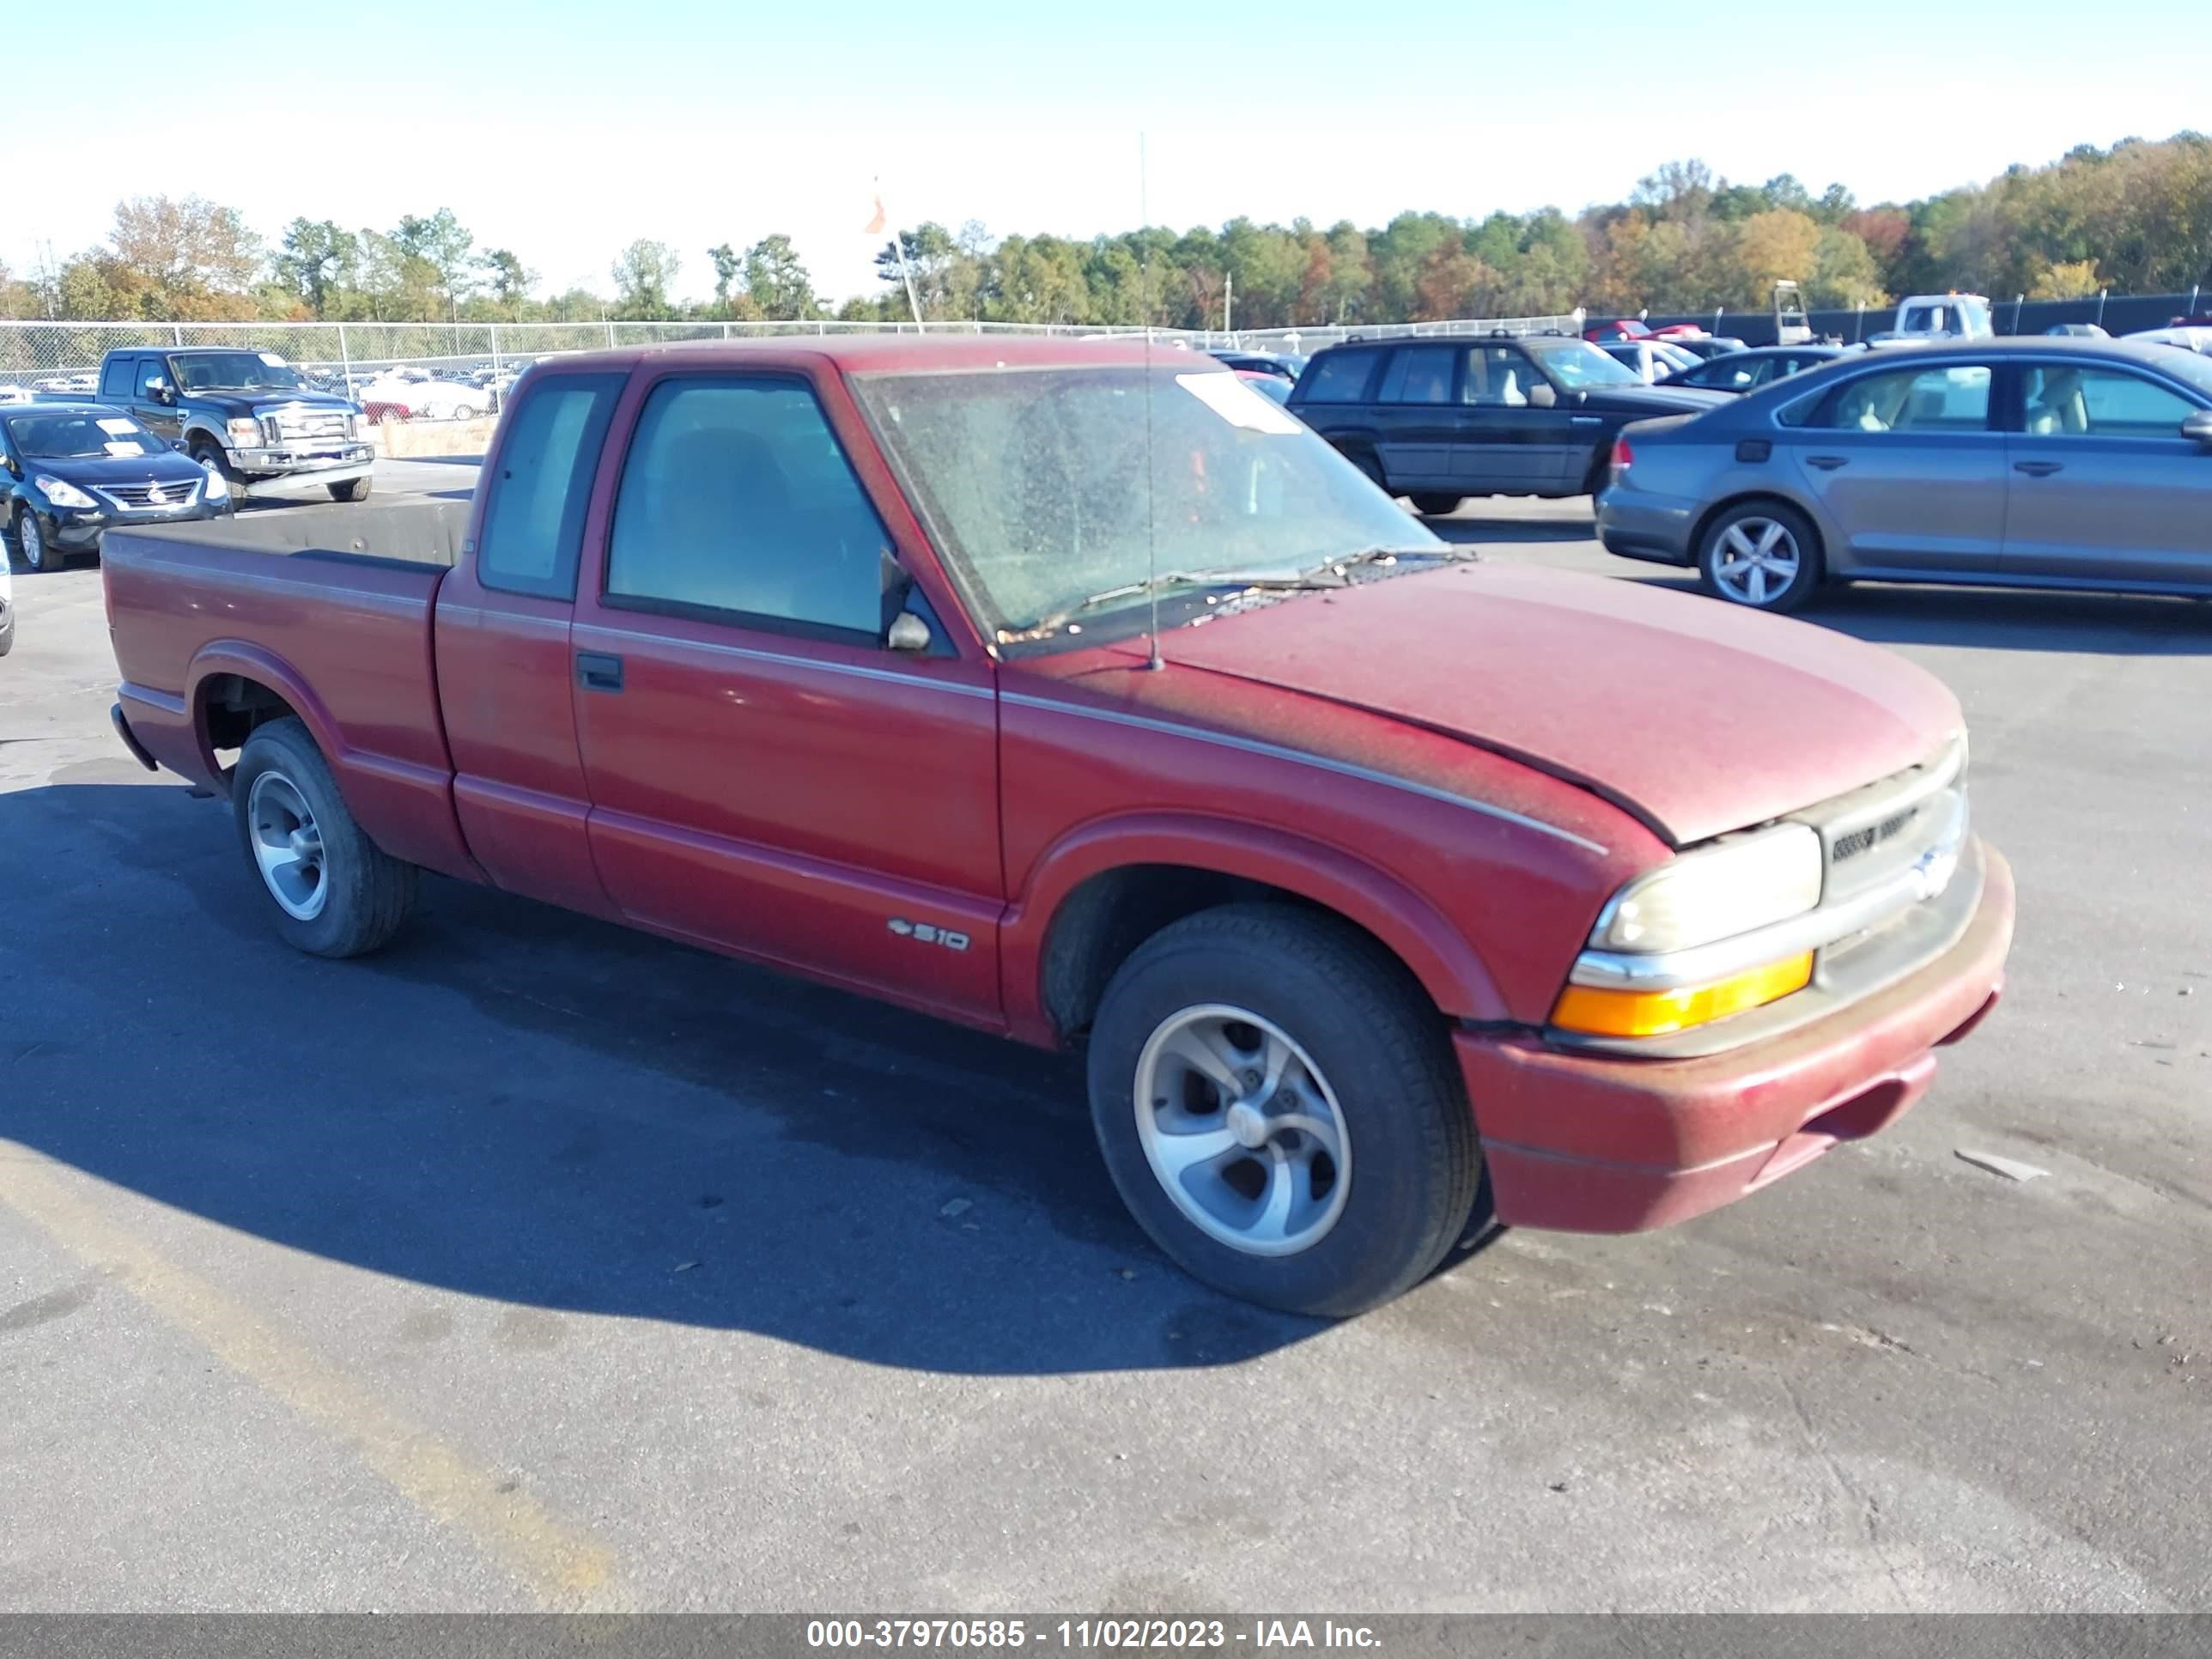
(1805, 455), (1849, 471)
(2014, 459), (2063, 477)
(575, 652), (624, 692)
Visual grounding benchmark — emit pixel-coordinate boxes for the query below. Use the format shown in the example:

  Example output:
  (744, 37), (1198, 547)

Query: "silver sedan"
(1595, 338), (2212, 611)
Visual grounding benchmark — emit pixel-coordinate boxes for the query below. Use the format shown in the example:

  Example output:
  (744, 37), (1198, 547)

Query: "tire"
(1085, 903), (1482, 1317)
(231, 717), (418, 958)
(0, 609), (13, 658)
(328, 477), (372, 502)
(1696, 500), (1823, 613)
(189, 440), (245, 503)
(15, 505), (55, 572)
(1410, 494), (1463, 517)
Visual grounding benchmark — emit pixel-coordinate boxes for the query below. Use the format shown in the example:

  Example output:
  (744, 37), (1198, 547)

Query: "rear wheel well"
(1040, 864), (1437, 1043)
(198, 675), (301, 775)
(1689, 491), (1825, 569)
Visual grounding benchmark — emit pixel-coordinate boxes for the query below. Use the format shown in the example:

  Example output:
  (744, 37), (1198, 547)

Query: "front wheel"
(232, 717), (418, 957)
(328, 477), (372, 502)
(1410, 494), (1463, 517)
(1696, 501), (1823, 612)
(15, 506), (55, 572)
(190, 441), (245, 503)
(1086, 903), (1482, 1316)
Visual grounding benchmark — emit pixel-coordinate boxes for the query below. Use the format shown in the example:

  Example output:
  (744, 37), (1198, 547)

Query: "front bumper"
(1457, 838), (2014, 1232)
(231, 444), (374, 481)
(1595, 486), (1699, 566)
(47, 500), (232, 551)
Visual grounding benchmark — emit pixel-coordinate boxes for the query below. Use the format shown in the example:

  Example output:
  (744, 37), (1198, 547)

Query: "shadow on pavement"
(1613, 571), (2212, 655)
(1425, 512), (1595, 546)
(1, 781), (1325, 1376)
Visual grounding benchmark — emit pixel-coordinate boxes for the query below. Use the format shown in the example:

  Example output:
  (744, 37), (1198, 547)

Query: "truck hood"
(190, 389), (356, 415)
(1156, 562), (1962, 846)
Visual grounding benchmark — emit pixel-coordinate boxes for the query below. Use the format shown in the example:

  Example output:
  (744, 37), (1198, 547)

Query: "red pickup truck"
(102, 336), (2014, 1316)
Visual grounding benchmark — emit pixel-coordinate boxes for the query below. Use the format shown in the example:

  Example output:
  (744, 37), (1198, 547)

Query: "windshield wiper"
(997, 546), (1476, 645)
(1000, 571), (1336, 644)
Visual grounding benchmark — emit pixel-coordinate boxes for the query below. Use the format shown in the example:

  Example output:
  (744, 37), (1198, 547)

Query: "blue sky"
(14, 0), (2205, 306)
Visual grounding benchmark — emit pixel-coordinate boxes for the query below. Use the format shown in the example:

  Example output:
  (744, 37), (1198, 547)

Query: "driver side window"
(135, 359), (169, 398)
(605, 376), (896, 640)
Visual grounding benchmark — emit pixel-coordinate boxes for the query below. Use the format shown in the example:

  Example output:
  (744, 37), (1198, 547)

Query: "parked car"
(1771, 281), (1814, 346)
(0, 548), (11, 655)
(33, 373), (98, 396)
(0, 384), (33, 405)
(1657, 344), (1851, 393)
(1875, 293), (1996, 345)
(100, 334), (2013, 1316)
(355, 369), (492, 421)
(1662, 336), (1752, 362)
(1287, 332), (1729, 511)
(3, 403), (234, 571)
(1209, 349), (1306, 381)
(96, 348), (373, 502)
(2126, 325), (2212, 356)
(2045, 323), (2110, 337)
(1583, 318), (1651, 343)
(1235, 368), (1297, 408)
(1598, 338), (2212, 611)
(1596, 339), (1701, 383)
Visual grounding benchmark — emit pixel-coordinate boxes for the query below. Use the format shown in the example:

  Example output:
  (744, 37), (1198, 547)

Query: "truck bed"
(104, 497), (476, 880)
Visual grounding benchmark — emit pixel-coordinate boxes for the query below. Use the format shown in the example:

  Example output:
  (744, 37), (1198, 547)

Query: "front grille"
(97, 479), (199, 511)
(1799, 738), (1967, 907)
(267, 404), (350, 442)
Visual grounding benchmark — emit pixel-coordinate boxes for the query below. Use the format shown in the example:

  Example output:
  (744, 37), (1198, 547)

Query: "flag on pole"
(864, 190), (887, 237)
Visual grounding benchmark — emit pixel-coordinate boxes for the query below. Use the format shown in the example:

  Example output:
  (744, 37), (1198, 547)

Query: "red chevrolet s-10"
(101, 336), (2012, 1314)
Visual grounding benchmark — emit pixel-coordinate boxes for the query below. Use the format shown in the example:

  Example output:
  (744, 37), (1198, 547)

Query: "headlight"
(201, 467), (231, 501)
(1589, 823), (1822, 954)
(35, 474), (97, 510)
(1554, 823), (1825, 1039)
(227, 417), (260, 447)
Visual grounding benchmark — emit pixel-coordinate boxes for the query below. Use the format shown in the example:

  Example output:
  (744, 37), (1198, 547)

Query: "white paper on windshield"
(97, 417), (137, 434)
(259, 352), (289, 367)
(104, 441), (149, 457)
(1176, 372), (1303, 435)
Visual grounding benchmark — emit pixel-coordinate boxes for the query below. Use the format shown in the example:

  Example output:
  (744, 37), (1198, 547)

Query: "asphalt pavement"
(2, 468), (2208, 1612)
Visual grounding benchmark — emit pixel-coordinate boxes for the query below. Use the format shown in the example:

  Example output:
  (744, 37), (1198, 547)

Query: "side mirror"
(1528, 383), (1558, 410)
(2184, 410), (2212, 447)
(172, 439), (190, 453)
(886, 611), (933, 653)
(148, 380), (174, 404)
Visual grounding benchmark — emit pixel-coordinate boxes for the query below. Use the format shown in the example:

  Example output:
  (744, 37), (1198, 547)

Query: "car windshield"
(851, 363), (1441, 641)
(5, 410), (165, 459)
(1523, 338), (1643, 388)
(169, 351), (305, 392)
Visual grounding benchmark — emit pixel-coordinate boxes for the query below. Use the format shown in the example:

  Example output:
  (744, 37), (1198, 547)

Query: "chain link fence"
(0, 313), (1587, 411)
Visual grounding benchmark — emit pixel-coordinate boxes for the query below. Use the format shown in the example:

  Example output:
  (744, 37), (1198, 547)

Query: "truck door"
(568, 367), (1005, 1024)
(434, 369), (628, 916)
(130, 356), (184, 443)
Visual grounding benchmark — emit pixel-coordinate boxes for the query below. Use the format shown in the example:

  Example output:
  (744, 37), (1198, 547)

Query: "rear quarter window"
(1297, 349), (1382, 403)
(474, 374), (625, 599)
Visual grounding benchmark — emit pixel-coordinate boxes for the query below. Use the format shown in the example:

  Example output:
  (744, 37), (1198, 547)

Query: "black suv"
(94, 348), (375, 501)
(1285, 331), (1727, 512)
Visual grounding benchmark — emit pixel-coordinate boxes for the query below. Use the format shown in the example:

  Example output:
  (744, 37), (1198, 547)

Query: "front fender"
(1000, 809), (1511, 1044)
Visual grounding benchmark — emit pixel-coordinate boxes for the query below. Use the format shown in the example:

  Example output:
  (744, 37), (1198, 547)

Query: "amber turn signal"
(1551, 952), (1815, 1039)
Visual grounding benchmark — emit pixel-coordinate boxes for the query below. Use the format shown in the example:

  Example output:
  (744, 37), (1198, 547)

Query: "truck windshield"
(168, 351), (306, 392)
(851, 364), (1437, 641)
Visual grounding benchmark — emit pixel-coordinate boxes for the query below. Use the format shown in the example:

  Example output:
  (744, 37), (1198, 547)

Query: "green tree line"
(3, 133), (2206, 331)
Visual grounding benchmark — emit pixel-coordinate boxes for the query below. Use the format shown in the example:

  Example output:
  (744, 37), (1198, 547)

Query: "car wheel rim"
(1713, 518), (1800, 605)
(247, 771), (330, 921)
(21, 515), (43, 568)
(1133, 1004), (1352, 1258)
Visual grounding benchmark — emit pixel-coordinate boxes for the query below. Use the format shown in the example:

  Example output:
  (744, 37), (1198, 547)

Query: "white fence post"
(339, 323), (352, 391)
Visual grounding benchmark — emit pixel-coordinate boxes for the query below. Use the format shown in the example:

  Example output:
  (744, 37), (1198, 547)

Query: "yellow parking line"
(0, 1140), (618, 1607)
